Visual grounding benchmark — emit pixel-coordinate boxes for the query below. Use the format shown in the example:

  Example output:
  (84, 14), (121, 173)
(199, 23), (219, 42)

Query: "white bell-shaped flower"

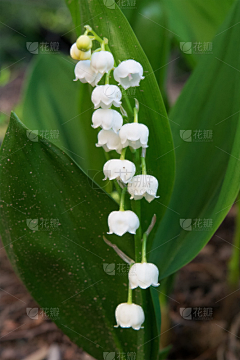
(107, 210), (140, 236)
(96, 130), (122, 154)
(74, 60), (102, 87)
(115, 303), (144, 330)
(91, 51), (114, 74)
(92, 109), (123, 133)
(103, 159), (136, 183)
(129, 262), (160, 289)
(113, 60), (144, 90)
(119, 123), (149, 149)
(70, 43), (91, 60)
(91, 85), (122, 109)
(128, 175), (159, 202)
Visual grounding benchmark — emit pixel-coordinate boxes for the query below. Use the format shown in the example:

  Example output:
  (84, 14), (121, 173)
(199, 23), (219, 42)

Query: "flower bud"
(107, 210), (140, 236)
(91, 51), (114, 74)
(70, 43), (81, 60)
(70, 43), (91, 60)
(76, 35), (92, 51)
(129, 262), (160, 289)
(114, 59), (144, 89)
(96, 130), (122, 154)
(119, 123), (149, 149)
(128, 175), (159, 202)
(115, 303), (144, 330)
(103, 159), (136, 183)
(92, 109), (123, 133)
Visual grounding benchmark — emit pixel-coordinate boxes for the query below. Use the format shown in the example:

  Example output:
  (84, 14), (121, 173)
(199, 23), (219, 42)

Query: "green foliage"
(162, 0), (235, 67)
(150, 0), (240, 279)
(0, 113), (159, 360)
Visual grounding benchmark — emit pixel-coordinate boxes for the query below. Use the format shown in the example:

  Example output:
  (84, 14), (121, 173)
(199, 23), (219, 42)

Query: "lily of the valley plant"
(71, 26), (160, 330)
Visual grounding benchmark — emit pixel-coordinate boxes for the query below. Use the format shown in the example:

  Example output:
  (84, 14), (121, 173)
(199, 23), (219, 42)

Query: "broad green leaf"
(150, 0), (240, 279)
(130, 0), (171, 104)
(0, 113), (160, 360)
(64, 0), (175, 235)
(22, 54), (106, 188)
(162, 0), (235, 66)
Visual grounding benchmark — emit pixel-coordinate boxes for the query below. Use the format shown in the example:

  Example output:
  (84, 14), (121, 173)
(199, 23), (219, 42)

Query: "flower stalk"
(70, 24), (159, 330)
(119, 186), (127, 211)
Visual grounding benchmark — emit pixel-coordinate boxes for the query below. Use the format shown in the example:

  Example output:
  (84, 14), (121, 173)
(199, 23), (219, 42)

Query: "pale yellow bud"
(79, 49), (91, 60)
(70, 43), (91, 60)
(76, 35), (92, 51)
(70, 43), (81, 60)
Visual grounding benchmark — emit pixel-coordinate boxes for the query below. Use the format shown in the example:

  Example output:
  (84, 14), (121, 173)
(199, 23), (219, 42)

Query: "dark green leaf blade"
(150, 0), (240, 279)
(0, 113), (159, 360)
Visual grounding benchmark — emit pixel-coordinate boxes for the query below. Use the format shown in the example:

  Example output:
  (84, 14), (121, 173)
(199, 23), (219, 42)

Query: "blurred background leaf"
(162, 0), (235, 67)
(22, 54), (106, 188)
(150, 0), (240, 279)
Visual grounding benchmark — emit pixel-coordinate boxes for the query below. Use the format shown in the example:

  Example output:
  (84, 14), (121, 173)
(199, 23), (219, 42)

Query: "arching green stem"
(105, 71), (110, 85)
(133, 106), (138, 123)
(142, 232), (147, 263)
(120, 147), (126, 160)
(127, 263), (134, 304)
(127, 285), (132, 304)
(119, 186), (127, 211)
(141, 148), (147, 175)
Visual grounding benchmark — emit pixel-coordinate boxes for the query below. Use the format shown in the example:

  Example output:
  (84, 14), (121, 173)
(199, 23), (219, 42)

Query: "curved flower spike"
(74, 60), (102, 87)
(128, 262), (160, 289)
(92, 109), (123, 133)
(115, 303), (144, 330)
(91, 51), (114, 74)
(96, 130), (122, 154)
(119, 123), (149, 149)
(128, 175), (159, 202)
(108, 210), (140, 236)
(103, 159), (136, 183)
(91, 85), (122, 109)
(113, 60), (144, 90)
(70, 43), (91, 60)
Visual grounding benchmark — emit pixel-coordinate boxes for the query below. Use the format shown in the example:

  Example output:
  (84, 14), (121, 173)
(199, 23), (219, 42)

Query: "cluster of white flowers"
(71, 26), (160, 331)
